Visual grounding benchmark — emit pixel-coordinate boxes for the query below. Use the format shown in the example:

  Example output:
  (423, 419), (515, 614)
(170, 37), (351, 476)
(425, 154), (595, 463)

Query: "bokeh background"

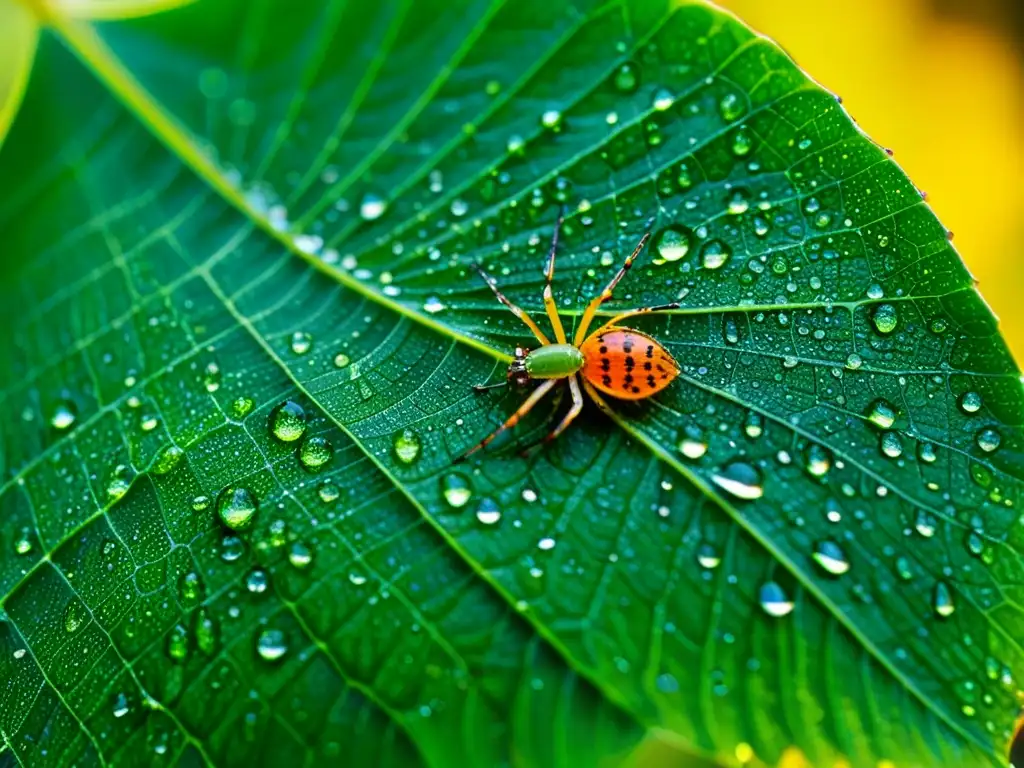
(719, 0), (1024, 366)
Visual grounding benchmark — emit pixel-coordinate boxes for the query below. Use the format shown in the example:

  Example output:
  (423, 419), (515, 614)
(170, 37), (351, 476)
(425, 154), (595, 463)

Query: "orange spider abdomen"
(580, 327), (679, 400)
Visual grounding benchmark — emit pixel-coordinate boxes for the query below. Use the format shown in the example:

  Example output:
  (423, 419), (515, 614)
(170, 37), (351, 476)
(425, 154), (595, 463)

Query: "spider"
(462, 211), (681, 458)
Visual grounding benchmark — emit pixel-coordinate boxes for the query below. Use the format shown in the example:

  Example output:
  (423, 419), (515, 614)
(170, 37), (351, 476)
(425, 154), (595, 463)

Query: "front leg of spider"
(460, 214), (681, 461)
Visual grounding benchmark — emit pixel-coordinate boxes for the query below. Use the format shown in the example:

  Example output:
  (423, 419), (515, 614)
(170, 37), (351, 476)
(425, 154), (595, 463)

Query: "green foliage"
(1, 0), (1022, 766)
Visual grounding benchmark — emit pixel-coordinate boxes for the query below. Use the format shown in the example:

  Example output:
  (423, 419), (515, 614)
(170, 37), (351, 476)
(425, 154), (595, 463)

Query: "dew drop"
(539, 109), (563, 130)
(696, 543), (721, 569)
(14, 530), (32, 556)
(958, 391), (982, 414)
(975, 427), (1001, 453)
(652, 226), (691, 264)
(731, 128), (753, 156)
(711, 461), (764, 500)
(298, 436), (333, 470)
(804, 444), (832, 478)
(442, 473), (472, 507)
(612, 62), (640, 93)
(725, 190), (749, 215)
(914, 509), (937, 538)
(476, 498), (502, 525)
(179, 571), (202, 606)
(153, 445), (184, 475)
(933, 580), (955, 618)
(506, 134), (526, 154)
(246, 568), (268, 593)
(195, 608), (217, 656)
(192, 495), (210, 511)
(232, 396), (255, 418)
(866, 399), (897, 429)
(167, 624), (189, 662)
(652, 87), (674, 111)
(113, 692), (130, 718)
(269, 400), (306, 442)
(393, 429), (421, 464)
(759, 581), (794, 617)
(895, 556), (913, 581)
(51, 401), (77, 430)
(216, 486), (258, 531)
(318, 481), (340, 503)
(871, 304), (898, 335)
(718, 92), (744, 121)
(256, 628), (288, 661)
(203, 361), (221, 393)
(880, 431), (903, 458)
(917, 442), (938, 464)
(333, 353), (350, 368)
(423, 295), (446, 314)
(743, 412), (763, 439)
(288, 542), (314, 569)
(349, 571), (368, 586)
(289, 331), (312, 355)
(700, 240), (732, 270)
(219, 534), (245, 562)
(64, 602), (84, 634)
(678, 427), (708, 460)
(106, 464), (134, 501)
(812, 540), (850, 575)
(359, 193), (387, 221)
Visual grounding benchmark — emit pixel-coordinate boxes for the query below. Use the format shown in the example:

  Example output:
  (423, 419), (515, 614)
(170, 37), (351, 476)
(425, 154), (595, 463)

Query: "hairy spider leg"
(541, 373), (583, 443)
(590, 302), (683, 335)
(573, 231), (652, 346)
(459, 378), (558, 459)
(473, 263), (550, 345)
(542, 208), (568, 344)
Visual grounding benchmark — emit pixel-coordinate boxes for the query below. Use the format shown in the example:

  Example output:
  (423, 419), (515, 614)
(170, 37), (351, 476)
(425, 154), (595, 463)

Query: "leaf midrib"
(28, 7), (998, 764)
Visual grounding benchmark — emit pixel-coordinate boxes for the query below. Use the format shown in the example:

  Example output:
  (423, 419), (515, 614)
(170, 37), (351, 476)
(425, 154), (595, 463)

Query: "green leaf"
(1, 1), (1022, 766)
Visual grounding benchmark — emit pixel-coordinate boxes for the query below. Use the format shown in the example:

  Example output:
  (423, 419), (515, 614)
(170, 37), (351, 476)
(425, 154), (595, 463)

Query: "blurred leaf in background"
(719, 0), (1024, 363)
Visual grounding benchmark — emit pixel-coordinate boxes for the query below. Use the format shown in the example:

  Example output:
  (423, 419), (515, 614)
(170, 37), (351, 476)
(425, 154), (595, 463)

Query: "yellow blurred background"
(718, 0), (1024, 365)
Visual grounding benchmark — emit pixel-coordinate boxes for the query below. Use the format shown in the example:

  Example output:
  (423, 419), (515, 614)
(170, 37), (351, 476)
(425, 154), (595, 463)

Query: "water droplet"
(195, 608), (217, 655)
(914, 509), (937, 538)
(965, 530), (985, 557)
(743, 412), (764, 439)
(203, 361), (221, 393)
(612, 62), (639, 93)
(333, 352), (350, 368)
(725, 189), (749, 215)
(731, 128), (753, 156)
(933, 580), (955, 618)
(113, 692), (130, 718)
(537, 537), (556, 551)
(289, 331), (312, 355)
(423, 295), (445, 314)
(441, 473), (472, 507)
(153, 445), (184, 475)
(219, 534), (245, 562)
(246, 568), (268, 593)
(106, 464), (134, 500)
(929, 316), (949, 334)
(51, 401), (77, 430)
(871, 304), (898, 335)
(232, 396), (254, 418)
(269, 400), (306, 443)
(349, 571), (367, 586)
(866, 399), (897, 429)
(140, 414), (159, 432)
(318, 481), (340, 503)
(678, 426), (708, 459)
(256, 628), (288, 661)
(812, 540), (850, 575)
(506, 134), (526, 154)
(476, 498), (501, 525)
(167, 623), (188, 662)
(64, 602), (84, 633)
(880, 431), (903, 458)
(14, 530), (32, 555)
(711, 461), (764, 500)
(759, 581), (794, 617)
(216, 486), (258, 531)
(298, 436), (333, 470)
(539, 109), (562, 130)
(845, 353), (863, 370)
(976, 427), (1001, 453)
(700, 240), (732, 270)
(359, 193), (387, 221)
(958, 391), (982, 414)
(718, 92), (744, 121)
(652, 87), (674, 111)
(895, 556), (913, 581)
(652, 226), (691, 264)
(288, 542), (314, 569)
(393, 429), (421, 464)
(917, 442), (938, 464)
(805, 444), (832, 478)
(696, 543), (721, 569)
(179, 571), (202, 606)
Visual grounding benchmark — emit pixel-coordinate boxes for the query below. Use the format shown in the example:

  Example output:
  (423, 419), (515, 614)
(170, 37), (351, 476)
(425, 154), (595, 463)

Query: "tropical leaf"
(1, 1), (1022, 767)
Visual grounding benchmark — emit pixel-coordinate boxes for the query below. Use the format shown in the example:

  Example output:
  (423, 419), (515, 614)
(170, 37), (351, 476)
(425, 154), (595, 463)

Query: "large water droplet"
(871, 304), (898, 335)
(880, 431), (903, 458)
(759, 581), (794, 617)
(866, 399), (897, 429)
(246, 568), (269, 593)
(167, 624), (189, 662)
(288, 542), (315, 569)
(179, 571), (202, 606)
(269, 400), (306, 442)
(652, 87), (674, 111)
(700, 240), (732, 270)
(812, 540), (850, 575)
(612, 62), (640, 93)
(359, 193), (387, 221)
(475, 498), (502, 525)
(299, 436), (333, 470)
(203, 361), (221, 393)
(539, 109), (563, 131)
(652, 227), (691, 264)
(442, 473), (472, 507)
(216, 486), (258, 531)
(696, 543), (721, 569)
(719, 92), (744, 121)
(423, 296), (446, 314)
(975, 427), (1001, 453)
(914, 509), (937, 538)
(805, 444), (832, 478)
(195, 608), (217, 656)
(711, 461), (764, 500)
(958, 391), (982, 414)
(256, 628), (288, 661)
(678, 426), (708, 459)
(731, 128), (753, 156)
(64, 602), (84, 633)
(393, 429), (421, 464)
(112, 692), (130, 718)
(51, 400), (77, 430)
(933, 580), (955, 618)
(289, 331), (312, 355)
(743, 412), (763, 439)
(106, 464), (135, 500)
(318, 481), (340, 503)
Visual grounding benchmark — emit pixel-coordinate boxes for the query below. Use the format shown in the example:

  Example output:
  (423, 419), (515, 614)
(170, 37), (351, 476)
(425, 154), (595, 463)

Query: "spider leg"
(458, 379), (558, 461)
(573, 231), (652, 345)
(472, 381), (507, 392)
(591, 302), (681, 334)
(472, 263), (550, 345)
(542, 208), (568, 344)
(540, 373), (584, 445)
(581, 378), (617, 418)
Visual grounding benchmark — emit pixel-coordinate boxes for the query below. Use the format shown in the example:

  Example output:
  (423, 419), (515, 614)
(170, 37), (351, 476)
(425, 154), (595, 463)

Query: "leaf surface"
(1, 1), (1022, 766)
